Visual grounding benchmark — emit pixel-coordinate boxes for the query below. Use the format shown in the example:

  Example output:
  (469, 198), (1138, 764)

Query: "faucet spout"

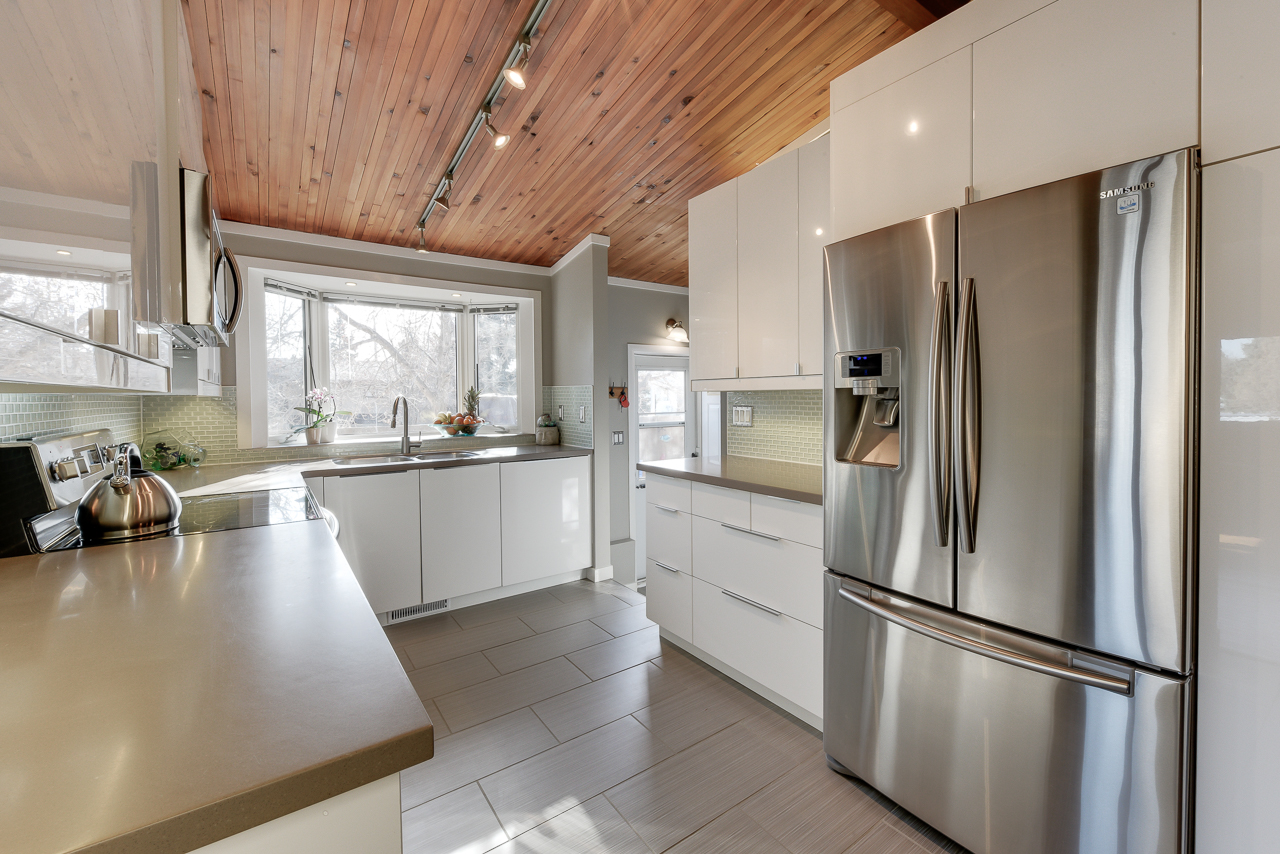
(391, 395), (411, 455)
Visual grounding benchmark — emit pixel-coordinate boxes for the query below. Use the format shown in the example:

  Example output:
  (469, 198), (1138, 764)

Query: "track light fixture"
(484, 111), (511, 150)
(503, 39), (531, 90)
(432, 174), (454, 211)
(416, 226), (429, 254)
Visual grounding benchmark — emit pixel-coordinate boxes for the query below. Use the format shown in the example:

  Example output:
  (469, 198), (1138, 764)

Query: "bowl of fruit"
(433, 412), (483, 436)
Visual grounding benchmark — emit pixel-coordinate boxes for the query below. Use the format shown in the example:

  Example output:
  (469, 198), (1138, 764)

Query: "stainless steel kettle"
(75, 444), (182, 542)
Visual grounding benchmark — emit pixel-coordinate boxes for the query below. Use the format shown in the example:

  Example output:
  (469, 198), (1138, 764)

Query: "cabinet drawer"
(646, 474), (692, 514)
(692, 515), (824, 628)
(646, 503), (691, 573)
(691, 481), (750, 527)
(750, 493), (823, 548)
(692, 578), (822, 719)
(646, 559), (692, 641)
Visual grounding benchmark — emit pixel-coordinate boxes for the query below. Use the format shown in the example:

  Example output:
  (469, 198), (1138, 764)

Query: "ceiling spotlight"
(452, 293), (462, 298)
(484, 111), (511, 150)
(503, 39), (531, 90)
(56, 250), (72, 256)
(815, 228), (823, 236)
(908, 120), (919, 135)
(345, 281), (357, 287)
(416, 226), (429, 254)
(665, 318), (689, 343)
(432, 173), (454, 211)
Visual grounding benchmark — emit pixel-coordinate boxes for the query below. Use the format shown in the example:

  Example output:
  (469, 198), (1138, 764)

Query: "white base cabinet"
(500, 455), (592, 587)
(644, 473), (823, 723)
(324, 470), (422, 615)
(420, 463), (502, 603)
(319, 455), (593, 617)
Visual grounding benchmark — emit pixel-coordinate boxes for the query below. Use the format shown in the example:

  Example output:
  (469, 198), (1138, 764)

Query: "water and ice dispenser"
(832, 348), (900, 468)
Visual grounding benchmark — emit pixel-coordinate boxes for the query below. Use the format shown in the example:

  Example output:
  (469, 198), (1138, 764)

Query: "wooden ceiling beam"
(872, 0), (936, 32)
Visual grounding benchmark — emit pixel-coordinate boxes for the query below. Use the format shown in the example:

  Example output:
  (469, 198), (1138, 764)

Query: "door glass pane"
(475, 311), (518, 427)
(263, 290), (307, 438)
(327, 303), (458, 433)
(639, 425), (686, 462)
(637, 369), (686, 425)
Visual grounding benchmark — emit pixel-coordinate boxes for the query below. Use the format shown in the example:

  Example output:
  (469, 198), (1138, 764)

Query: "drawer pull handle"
(653, 561), (680, 573)
(720, 522), (780, 541)
(722, 589), (782, 617)
(652, 504), (680, 513)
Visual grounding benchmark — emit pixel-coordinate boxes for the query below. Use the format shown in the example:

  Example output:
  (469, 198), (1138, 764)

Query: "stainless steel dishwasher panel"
(823, 572), (1188, 854)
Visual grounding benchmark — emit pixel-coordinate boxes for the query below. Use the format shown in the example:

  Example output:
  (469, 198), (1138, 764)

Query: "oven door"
(823, 572), (1189, 854)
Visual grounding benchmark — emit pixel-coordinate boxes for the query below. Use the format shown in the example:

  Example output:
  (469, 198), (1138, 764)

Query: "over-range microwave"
(131, 163), (242, 348)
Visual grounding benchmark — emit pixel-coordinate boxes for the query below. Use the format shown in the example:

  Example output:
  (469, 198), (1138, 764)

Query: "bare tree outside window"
(475, 310), (518, 427)
(327, 302), (458, 432)
(263, 290), (307, 438)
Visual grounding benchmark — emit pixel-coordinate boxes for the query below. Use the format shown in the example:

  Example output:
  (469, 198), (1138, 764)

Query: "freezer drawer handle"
(652, 504), (680, 513)
(927, 279), (952, 547)
(722, 589), (782, 616)
(653, 561), (680, 573)
(720, 523), (780, 541)
(836, 586), (1131, 695)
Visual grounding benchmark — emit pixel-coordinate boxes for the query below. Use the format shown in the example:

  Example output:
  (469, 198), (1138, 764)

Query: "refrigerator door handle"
(953, 277), (980, 553)
(836, 585), (1132, 695)
(927, 279), (952, 547)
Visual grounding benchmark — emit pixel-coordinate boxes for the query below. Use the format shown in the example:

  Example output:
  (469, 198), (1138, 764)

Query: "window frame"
(252, 276), (529, 446)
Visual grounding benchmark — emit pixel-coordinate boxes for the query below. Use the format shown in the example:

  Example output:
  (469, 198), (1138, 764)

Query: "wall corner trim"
(550, 233), (611, 275)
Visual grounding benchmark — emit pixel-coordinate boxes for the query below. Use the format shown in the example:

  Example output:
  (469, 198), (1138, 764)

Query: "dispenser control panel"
(833, 348), (900, 391)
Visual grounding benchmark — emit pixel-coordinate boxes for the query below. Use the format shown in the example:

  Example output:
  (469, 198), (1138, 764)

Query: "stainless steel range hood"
(131, 163), (242, 348)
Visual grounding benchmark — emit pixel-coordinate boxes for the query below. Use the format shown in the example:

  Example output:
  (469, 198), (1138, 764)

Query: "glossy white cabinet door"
(830, 46), (971, 242)
(646, 558), (692, 641)
(420, 464), (502, 602)
(797, 134), (830, 377)
(972, 0), (1198, 200)
(737, 149), (799, 379)
(1196, 150), (1280, 854)
(500, 456), (592, 586)
(688, 179), (738, 381)
(326, 470), (422, 615)
(1202, 0), (1280, 164)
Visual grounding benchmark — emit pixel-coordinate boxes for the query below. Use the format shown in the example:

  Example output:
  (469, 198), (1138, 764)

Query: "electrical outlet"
(612, 431), (624, 445)
(579, 405), (586, 423)
(731, 405), (753, 427)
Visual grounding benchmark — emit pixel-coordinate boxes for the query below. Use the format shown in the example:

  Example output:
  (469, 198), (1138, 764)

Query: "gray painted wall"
(606, 285), (689, 542)
(547, 246), (595, 386)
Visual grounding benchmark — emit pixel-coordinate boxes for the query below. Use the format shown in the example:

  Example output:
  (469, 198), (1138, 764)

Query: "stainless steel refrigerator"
(822, 149), (1196, 854)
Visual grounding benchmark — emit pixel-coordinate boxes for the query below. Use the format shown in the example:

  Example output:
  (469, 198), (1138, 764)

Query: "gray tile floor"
(385, 579), (967, 854)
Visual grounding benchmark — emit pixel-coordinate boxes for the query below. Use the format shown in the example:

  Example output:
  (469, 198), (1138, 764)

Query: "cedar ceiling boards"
(183, 0), (956, 286)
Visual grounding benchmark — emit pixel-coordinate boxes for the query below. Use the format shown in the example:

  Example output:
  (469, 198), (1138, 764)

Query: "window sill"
(267, 431), (527, 450)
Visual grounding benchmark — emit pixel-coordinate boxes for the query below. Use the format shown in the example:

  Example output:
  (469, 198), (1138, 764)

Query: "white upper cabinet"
(1202, 0), (1280, 164)
(797, 134), (830, 377)
(737, 150), (799, 379)
(830, 47), (972, 242)
(688, 180), (738, 382)
(972, 0), (1198, 200)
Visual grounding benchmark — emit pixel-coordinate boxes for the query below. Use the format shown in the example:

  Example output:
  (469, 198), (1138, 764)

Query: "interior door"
(631, 354), (695, 578)
(954, 150), (1194, 673)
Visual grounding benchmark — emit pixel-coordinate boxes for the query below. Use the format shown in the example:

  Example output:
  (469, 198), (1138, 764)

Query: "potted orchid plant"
(295, 387), (350, 445)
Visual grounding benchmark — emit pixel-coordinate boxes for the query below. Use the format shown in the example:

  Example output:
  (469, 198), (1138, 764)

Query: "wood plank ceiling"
(184, 0), (963, 285)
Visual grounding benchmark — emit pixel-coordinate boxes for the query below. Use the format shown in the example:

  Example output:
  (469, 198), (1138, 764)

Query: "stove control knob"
(51, 458), (82, 482)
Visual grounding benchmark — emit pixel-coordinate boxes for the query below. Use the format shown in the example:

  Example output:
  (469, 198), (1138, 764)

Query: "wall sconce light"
(666, 319), (689, 343)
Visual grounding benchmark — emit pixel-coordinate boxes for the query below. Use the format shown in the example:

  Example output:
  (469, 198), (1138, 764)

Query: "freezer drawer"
(823, 572), (1188, 854)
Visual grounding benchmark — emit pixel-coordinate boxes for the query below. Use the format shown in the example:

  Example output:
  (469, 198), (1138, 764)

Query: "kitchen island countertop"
(638, 455), (822, 504)
(0, 520), (433, 854)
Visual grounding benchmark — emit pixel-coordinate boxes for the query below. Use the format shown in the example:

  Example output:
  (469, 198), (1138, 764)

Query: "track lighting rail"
(415, 0), (555, 232)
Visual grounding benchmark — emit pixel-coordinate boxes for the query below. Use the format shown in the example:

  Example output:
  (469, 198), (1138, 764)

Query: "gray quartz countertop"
(638, 455), (823, 505)
(0, 521), (434, 854)
(157, 444), (593, 496)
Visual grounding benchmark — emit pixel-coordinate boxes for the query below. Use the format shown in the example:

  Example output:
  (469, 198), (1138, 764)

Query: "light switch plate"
(612, 431), (624, 445)
(731, 405), (753, 427)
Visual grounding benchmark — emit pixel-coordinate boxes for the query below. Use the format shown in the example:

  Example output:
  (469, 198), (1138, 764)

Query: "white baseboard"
(658, 628), (823, 732)
(585, 564), (614, 582)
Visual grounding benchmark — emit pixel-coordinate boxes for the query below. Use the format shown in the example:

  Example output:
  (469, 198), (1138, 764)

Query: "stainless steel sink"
(332, 455), (415, 466)
(414, 451), (480, 461)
